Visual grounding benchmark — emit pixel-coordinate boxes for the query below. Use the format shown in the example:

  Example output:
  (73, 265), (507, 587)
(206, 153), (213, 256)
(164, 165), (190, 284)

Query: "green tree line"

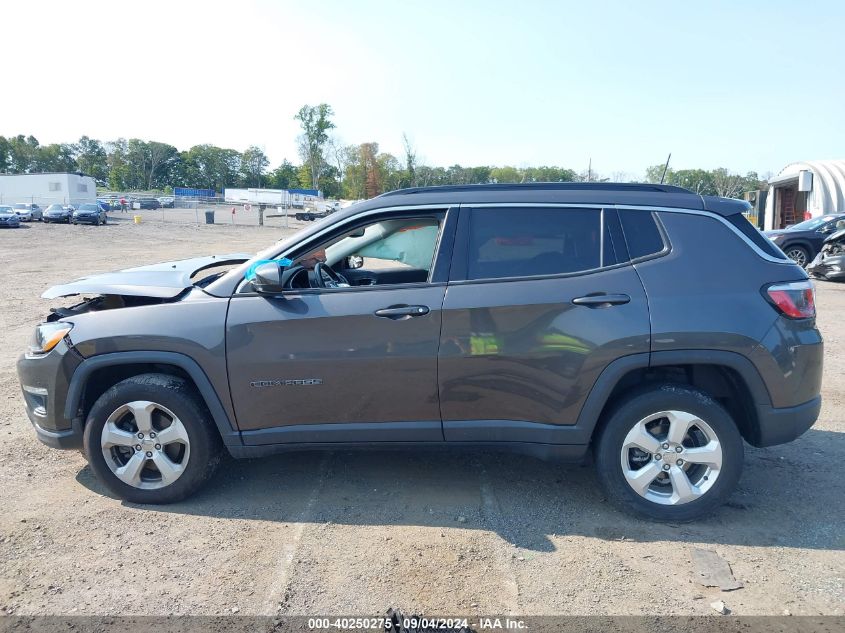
(1, 105), (767, 199)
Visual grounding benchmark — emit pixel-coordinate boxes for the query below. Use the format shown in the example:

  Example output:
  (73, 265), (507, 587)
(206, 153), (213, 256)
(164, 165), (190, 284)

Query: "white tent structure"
(764, 160), (845, 230)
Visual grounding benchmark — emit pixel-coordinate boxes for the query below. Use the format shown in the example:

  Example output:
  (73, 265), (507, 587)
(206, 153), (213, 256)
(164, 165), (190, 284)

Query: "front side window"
(466, 207), (605, 280)
(247, 214), (445, 292)
(324, 220), (440, 272)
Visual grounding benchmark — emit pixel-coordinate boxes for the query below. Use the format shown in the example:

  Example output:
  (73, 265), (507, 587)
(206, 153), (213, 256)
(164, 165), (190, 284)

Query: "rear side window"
(725, 213), (787, 259)
(467, 207), (607, 280)
(619, 210), (665, 259)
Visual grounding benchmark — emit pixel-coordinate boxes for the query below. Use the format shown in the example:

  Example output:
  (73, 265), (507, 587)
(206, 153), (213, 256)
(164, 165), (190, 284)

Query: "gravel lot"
(0, 216), (842, 617)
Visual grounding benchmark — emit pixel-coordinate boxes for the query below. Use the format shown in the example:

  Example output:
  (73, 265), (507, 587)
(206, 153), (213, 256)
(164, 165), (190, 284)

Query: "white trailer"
(0, 173), (97, 207)
(224, 187), (323, 209)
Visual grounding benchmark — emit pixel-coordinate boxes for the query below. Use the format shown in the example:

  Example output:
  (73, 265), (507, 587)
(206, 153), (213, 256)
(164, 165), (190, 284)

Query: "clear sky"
(3, 0), (843, 178)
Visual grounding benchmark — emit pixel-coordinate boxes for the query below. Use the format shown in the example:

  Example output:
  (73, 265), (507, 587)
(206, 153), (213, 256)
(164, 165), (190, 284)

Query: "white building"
(763, 160), (845, 230)
(0, 173), (97, 207)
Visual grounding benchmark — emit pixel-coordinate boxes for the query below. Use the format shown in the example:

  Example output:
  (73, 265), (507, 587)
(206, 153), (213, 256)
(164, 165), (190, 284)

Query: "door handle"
(374, 305), (430, 319)
(572, 293), (631, 308)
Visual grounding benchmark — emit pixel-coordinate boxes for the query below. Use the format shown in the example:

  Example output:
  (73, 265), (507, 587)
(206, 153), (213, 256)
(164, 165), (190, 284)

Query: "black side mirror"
(346, 255), (364, 269)
(252, 262), (285, 294)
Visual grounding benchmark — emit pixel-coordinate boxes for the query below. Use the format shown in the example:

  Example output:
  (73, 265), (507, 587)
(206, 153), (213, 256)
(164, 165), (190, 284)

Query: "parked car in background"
(12, 203), (43, 221)
(764, 214), (845, 267)
(0, 205), (21, 228)
(97, 199), (112, 211)
(43, 204), (72, 224)
(72, 203), (108, 225)
(157, 196), (175, 208)
(808, 221), (845, 281)
(136, 197), (160, 210)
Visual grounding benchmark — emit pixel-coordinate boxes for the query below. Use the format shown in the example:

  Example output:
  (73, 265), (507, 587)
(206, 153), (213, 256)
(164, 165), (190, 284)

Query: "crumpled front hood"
(823, 228), (845, 244)
(42, 253), (252, 299)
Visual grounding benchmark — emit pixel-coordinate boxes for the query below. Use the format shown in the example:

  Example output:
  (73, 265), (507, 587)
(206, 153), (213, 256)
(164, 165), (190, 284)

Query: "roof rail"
(379, 182), (694, 197)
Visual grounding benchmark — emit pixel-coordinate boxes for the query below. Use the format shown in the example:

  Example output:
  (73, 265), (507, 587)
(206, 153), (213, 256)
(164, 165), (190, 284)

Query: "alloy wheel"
(100, 400), (191, 490)
(620, 410), (723, 505)
(785, 248), (808, 267)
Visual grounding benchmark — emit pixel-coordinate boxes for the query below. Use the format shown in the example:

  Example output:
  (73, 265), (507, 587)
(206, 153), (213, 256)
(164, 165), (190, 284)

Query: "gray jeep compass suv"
(17, 183), (823, 521)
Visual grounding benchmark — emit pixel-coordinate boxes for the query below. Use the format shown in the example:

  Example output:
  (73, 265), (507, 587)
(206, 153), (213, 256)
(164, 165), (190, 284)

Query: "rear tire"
(594, 384), (744, 522)
(83, 373), (223, 504)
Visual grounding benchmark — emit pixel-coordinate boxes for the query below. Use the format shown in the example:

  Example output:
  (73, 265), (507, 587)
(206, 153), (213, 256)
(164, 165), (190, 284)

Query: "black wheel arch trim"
(649, 349), (772, 404)
(65, 351), (241, 447)
(574, 353), (650, 439)
(575, 349), (777, 441)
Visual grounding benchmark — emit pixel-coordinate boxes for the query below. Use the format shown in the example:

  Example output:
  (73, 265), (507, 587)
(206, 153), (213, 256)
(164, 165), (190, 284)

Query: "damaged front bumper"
(807, 253), (845, 281)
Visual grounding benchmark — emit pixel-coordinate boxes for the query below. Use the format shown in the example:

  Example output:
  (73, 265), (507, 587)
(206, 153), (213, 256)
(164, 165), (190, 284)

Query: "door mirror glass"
(819, 225), (834, 233)
(252, 261), (285, 294)
(346, 255), (364, 269)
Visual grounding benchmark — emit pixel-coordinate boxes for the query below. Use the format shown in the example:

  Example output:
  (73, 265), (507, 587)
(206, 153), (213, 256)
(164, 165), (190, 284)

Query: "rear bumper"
(753, 396), (821, 447)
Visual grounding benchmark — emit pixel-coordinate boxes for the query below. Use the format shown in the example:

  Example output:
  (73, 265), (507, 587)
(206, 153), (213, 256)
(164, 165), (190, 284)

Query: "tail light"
(765, 281), (816, 319)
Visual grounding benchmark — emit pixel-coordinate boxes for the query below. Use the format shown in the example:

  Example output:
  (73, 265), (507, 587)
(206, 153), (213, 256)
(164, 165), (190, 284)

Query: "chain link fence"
(1, 190), (330, 230)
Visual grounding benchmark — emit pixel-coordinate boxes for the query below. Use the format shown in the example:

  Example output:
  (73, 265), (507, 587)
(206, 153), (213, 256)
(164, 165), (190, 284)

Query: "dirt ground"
(0, 216), (842, 617)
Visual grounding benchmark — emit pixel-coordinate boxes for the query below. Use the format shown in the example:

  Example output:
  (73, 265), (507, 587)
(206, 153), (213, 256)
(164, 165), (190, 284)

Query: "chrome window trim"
(235, 201), (790, 293)
(613, 204), (790, 264)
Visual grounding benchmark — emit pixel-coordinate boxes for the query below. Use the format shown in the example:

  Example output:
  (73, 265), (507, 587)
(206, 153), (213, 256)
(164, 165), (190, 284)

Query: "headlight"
(28, 322), (73, 355)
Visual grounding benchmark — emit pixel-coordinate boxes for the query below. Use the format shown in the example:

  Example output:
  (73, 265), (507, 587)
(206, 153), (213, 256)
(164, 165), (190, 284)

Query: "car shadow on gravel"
(75, 428), (844, 553)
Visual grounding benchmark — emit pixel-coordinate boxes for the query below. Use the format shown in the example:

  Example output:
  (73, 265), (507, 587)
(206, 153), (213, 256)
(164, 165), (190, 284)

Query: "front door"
(225, 209), (454, 444)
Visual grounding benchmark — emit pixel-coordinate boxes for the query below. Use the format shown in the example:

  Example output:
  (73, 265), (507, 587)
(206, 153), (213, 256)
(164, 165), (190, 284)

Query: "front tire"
(784, 245), (810, 267)
(83, 373), (223, 504)
(594, 384), (743, 522)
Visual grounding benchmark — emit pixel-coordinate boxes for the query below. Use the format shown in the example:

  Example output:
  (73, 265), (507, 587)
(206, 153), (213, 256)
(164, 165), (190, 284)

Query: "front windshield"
(0, 206), (12, 213)
(788, 215), (839, 231)
(78, 203), (99, 211)
(47, 205), (63, 211)
(13, 204), (27, 209)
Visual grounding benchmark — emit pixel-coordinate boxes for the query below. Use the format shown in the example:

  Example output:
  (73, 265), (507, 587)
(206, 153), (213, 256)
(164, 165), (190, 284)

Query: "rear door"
(438, 205), (651, 442)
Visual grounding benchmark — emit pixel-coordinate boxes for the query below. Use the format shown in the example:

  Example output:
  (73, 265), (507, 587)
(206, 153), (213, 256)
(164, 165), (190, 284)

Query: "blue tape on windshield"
(245, 257), (293, 281)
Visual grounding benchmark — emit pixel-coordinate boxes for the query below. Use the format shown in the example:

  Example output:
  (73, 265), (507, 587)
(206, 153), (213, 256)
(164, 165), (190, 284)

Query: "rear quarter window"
(725, 214), (787, 259)
(618, 209), (666, 259)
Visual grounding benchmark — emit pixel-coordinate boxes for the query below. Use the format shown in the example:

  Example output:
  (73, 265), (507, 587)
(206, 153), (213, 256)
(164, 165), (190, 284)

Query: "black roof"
(380, 182), (694, 196)
(357, 182), (750, 216)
